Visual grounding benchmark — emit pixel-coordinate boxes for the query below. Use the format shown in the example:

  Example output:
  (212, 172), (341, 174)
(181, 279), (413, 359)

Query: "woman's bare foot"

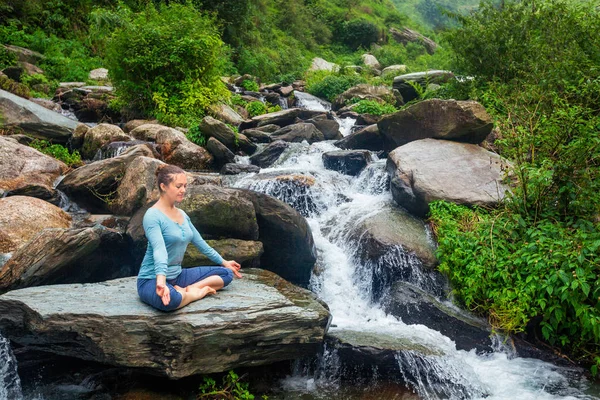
(189, 286), (217, 300)
(174, 285), (184, 292)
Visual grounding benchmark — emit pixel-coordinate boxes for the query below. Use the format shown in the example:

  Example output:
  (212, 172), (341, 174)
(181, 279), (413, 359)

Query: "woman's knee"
(221, 268), (233, 287)
(138, 283), (182, 312)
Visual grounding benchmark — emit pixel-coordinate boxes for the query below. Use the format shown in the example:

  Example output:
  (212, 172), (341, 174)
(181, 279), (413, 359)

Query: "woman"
(137, 164), (242, 311)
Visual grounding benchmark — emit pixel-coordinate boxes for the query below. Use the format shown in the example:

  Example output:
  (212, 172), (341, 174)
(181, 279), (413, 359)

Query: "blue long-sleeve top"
(137, 207), (224, 280)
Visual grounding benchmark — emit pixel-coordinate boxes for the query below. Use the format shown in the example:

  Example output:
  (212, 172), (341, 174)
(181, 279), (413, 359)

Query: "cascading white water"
(0, 334), (23, 400)
(229, 104), (598, 399)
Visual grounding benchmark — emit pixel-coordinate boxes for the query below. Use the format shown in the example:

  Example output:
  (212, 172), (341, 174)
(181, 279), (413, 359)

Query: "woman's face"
(160, 173), (187, 203)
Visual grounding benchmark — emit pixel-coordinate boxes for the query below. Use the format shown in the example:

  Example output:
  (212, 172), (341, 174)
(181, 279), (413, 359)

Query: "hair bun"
(155, 164), (167, 177)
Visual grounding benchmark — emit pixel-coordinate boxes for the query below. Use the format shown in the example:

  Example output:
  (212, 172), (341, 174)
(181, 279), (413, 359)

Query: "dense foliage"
(352, 99), (397, 115)
(433, 0), (600, 372)
(29, 139), (82, 167)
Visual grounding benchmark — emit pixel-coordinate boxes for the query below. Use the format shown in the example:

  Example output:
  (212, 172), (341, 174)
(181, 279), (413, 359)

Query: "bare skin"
(153, 173), (242, 308)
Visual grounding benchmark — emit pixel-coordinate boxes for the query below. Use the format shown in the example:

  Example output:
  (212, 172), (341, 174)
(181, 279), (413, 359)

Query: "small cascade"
(92, 140), (146, 161)
(0, 334), (23, 400)
(294, 91), (332, 112)
(334, 116), (357, 137)
(278, 96), (288, 110)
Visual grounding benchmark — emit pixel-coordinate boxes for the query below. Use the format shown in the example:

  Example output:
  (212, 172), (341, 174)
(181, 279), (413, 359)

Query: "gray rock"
(200, 116), (257, 155)
(0, 269), (331, 378)
(387, 139), (511, 217)
(270, 123), (325, 144)
(0, 89), (78, 142)
(0, 136), (67, 194)
(240, 108), (301, 130)
(206, 137), (235, 168)
(220, 163), (260, 175)
(183, 239), (263, 268)
(392, 70), (454, 103)
(254, 124), (280, 133)
(306, 117), (341, 140)
(111, 156), (164, 216)
(389, 27), (438, 55)
(381, 64), (407, 78)
(209, 103), (244, 127)
(333, 84), (400, 111)
(361, 54), (381, 70)
(322, 150), (372, 176)
(383, 282), (493, 352)
(277, 85), (294, 97)
(81, 123), (132, 160)
(378, 99), (493, 150)
(263, 92), (281, 106)
(88, 68), (108, 81)
(309, 57), (339, 72)
(123, 119), (158, 133)
(250, 140), (289, 168)
(3, 45), (45, 64)
(129, 123), (174, 141)
(240, 128), (272, 143)
(155, 128), (214, 171)
(334, 124), (384, 151)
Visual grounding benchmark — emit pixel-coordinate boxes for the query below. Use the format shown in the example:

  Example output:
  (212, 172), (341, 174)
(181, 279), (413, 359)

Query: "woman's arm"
(144, 212), (171, 305)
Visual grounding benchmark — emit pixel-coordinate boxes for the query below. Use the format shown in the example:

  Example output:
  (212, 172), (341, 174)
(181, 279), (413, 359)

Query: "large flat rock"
(0, 269), (330, 378)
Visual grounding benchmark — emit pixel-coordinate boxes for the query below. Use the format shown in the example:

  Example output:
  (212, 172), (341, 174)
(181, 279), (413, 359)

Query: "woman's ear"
(159, 182), (166, 192)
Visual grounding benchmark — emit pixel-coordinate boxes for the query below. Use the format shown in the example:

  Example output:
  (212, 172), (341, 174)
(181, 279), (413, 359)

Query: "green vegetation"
(241, 79), (260, 92)
(29, 139), (82, 166)
(432, 0), (600, 373)
(352, 99), (397, 115)
(198, 370), (264, 400)
(305, 71), (366, 102)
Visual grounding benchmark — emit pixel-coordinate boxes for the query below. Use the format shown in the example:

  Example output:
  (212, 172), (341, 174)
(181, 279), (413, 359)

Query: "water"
(0, 334), (23, 400)
(227, 124), (598, 399)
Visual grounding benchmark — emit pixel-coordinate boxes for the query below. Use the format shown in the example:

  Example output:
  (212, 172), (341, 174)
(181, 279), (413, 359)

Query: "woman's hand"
(156, 275), (170, 306)
(222, 260), (243, 278)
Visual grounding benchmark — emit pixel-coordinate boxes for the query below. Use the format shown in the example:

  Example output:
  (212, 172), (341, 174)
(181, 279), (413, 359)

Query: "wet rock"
(277, 85), (294, 97)
(378, 99), (493, 150)
(356, 113), (381, 126)
(383, 282), (493, 353)
(322, 150), (372, 176)
(270, 123), (325, 144)
(392, 70), (454, 103)
(81, 124), (132, 160)
(206, 137), (235, 168)
(200, 116), (257, 155)
(110, 156), (163, 216)
(30, 98), (61, 113)
(70, 123), (89, 149)
(0, 196), (72, 253)
(155, 128), (214, 171)
(0, 269), (331, 378)
(0, 136), (68, 195)
(306, 117), (341, 140)
(240, 128), (272, 143)
(254, 124), (280, 133)
(183, 239), (263, 268)
(220, 163), (260, 175)
(0, 88), (79, 142)
(240, 108), (301, 130)
(263, 92), (281, 106)
(240, 190), (317, 286)
(293, 91), (332, 111)
(250, 140), (289, 168)
(387, 139), (511, 217)
(249, 173), (318, 217)
(334, 124), (384, 152)
(129, 123), (175, 142)
(58, 145), (156, 213)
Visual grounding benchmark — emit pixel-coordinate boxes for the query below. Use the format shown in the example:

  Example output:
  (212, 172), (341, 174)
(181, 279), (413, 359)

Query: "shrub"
(0, 46), (16, 70)
(241, 79), (259, 92)
(338, 19), (379, 50)
(352, 100), (397, 115)
(305, 71), (366, 102)
(186, 123), (207, 147)
(29, 139), (82, 166)
(245, 101), (267, 117)
(104, 3), (230, 125)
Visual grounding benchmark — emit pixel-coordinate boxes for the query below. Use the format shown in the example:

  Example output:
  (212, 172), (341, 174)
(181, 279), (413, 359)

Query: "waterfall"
(0, 334), (23, 400)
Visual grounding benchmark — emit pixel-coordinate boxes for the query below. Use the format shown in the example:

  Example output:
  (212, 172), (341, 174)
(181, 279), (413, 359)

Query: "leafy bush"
(198, 370), (261, 400)
(241, 79), (259, 92)
(0, 46), (16, 70)
(29, 139), (82, 166)
(104, 3), (230, 125)
(352, 100), (397, 115)
(305, 71), (366, 102)
(245, 101), (281, 118)
(186, 123), (207, 147)
(337, 19), (380, 50)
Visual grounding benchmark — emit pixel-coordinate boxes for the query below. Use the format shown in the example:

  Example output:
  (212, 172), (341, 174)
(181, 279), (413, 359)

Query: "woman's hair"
(155, 164), (185, 192)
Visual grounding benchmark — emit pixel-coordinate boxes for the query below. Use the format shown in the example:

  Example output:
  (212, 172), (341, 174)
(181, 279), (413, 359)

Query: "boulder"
(0, 136), (68, 195)
(322, 150), (372, 176)
(110, 156), (164, 216)
(333, 84), (400, 110)
(383, 282), (493, 352)
(123, 119), (158, 133)
(220, 163), (260, 175)
(206, 137), (235, 168)
(186, 172), (222, 187)
(30, 98), (61, 113)
(240, 108), (301, 130)
(88, 68), (109, 81)
(0, 269), (331, 378)
(209, 103), (244, 127)
(392, 70), (454, 103)
(309, 57), (339, 72)
(0, 89), (79, 142)
(129, 123), (176, 142)
(240, 190), (317, 286)
(81, 123), (132, 160)
(361, 54), (381, 70)
(386, 139), (511, 217)
(240, 128), (272, 143)
(183, 239), (263, 268)
(58, 82), (86, 89)
(200, 116), (257, 154)
(179, 185), (260, 241)
(389, 27), (438, 55)
(293, 91), (332, 111)
(254, 124), (280, 133)
(2, 65), (26, 82)
(306, 117), (341, 140)
(58, 145), (156, 213)
(72, 97), (114, 123)
(378, 99), (493, 150)
(381, 65), (407, 78)
(270, 123), (325, 144)
(0, 196), (71, 253)
(3, 45), (45, 64)
(263, 92), (281, 107)
(155, 129), (214, 171)
(334, 124), (384, 151)
(70, 123), (89, 149)
(277, 85), (294, 97)
(250, 140), (289, 168)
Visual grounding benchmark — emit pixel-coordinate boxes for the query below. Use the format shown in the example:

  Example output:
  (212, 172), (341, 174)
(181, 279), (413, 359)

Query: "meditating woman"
(137, 164), (242, 311)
